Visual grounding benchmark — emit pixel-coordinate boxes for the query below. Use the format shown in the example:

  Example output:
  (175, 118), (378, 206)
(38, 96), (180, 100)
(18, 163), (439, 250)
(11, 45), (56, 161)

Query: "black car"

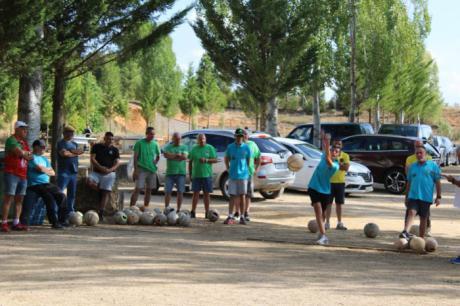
(341, 135), (441, 194)
(287, 122), (374, 145)
(378, 124), (433, 141)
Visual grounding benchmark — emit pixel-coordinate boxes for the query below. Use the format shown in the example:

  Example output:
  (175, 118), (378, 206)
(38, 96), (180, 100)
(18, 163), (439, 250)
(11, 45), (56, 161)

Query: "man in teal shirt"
(130, 127), (161, 209)
(400, 146), (441, 239)
(163, 132), (188, 212)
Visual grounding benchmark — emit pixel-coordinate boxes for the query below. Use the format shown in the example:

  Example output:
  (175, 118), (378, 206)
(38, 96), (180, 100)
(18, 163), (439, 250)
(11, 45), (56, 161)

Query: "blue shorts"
(4, 173), (27, 196)
(192, 177), (213, 193)
(407, 199), (431, 218)
(165, 175), (185, 194)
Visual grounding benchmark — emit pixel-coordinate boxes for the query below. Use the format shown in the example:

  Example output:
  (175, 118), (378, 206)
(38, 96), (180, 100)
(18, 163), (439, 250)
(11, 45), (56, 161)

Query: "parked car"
(378, 124), (433, 141)
(341, 134), (441, 194)
(127, 129), (295, 199)
(432, 135), (448, 166)
(441, 136), (458, 166)
(275, 138), (373, 194)
(286, 122), (374, 145)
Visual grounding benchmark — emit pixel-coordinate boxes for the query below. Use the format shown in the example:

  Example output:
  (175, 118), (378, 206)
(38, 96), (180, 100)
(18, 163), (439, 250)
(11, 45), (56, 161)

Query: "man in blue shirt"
(224, 128), (251, 225)
(26, 140), (67, 229)
(307, 132), (340, 245)
(57, 126), (83, 221)
(400, 146), (441, 239)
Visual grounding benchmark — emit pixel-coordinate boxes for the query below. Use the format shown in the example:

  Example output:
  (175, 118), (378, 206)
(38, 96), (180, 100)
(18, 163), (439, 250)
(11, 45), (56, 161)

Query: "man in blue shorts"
(307, 132), (340, 245)
(224, 128), (251, 225)
(400, 146), (441, 239)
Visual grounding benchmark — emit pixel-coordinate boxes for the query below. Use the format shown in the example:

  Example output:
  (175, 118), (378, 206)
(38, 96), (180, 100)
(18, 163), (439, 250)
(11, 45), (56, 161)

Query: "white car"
(275, 137), (373, 194)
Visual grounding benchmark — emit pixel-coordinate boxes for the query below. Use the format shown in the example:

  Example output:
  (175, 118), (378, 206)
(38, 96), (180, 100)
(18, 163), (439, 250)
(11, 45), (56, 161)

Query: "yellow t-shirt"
(330, 151), (350, 184)
(405, 154), (432, 168)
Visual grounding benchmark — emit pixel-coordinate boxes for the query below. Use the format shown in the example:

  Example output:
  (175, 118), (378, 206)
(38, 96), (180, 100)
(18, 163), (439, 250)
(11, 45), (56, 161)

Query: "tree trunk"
(348, 0), (358, 123)
(373, 101), (381, 132)
(51, 62), (66, 171)
(312, 91), (321, 148)
(17, 71), (43, 146)
(260, 102), (267, 132)
(266, 97), (278, 136)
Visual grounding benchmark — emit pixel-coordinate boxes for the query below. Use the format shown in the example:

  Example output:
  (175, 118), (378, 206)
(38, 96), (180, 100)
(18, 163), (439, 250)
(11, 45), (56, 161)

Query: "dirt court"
(1, 167), (459, 306)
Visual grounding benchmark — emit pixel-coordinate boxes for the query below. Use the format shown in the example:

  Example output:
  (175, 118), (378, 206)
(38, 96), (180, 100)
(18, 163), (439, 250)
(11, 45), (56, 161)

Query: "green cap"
(234, 128), (244, 136)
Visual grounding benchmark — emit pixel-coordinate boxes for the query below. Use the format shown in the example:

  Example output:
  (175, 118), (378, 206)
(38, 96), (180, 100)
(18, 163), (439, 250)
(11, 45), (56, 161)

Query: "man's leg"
(419, 216), (428, 238)
(30, 185), (59, 226)
(2, 195), (14, 225)
(203, 192), (210, 215)
(177, 192), (183, 212)
(13, 195), (25, 226)
(164, 176), (173, 208)
(313, 202), (326, 235)
(65, 174), (77, 214)
(130, 188), (140, 206)
(404, 209), (417, 232)
(176, 175), (185, 212)
(144, 188), (152, 207)
(46, 184), (67, 224)
(191, 191), (200, 217)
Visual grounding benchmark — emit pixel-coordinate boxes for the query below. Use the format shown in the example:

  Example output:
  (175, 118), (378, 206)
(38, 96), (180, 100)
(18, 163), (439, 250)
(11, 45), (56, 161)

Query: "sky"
(168, 0), (460, 106)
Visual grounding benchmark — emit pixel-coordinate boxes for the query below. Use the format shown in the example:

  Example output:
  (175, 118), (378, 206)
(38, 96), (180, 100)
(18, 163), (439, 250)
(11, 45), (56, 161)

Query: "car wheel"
(384, 168), (406, 194)
(219, 173), (230, 200)
(260, 189), (283, 199)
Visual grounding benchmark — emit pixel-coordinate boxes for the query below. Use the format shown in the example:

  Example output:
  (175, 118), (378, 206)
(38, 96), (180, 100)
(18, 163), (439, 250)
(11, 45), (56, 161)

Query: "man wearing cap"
(57, 126), (83, 220)
(2, 121), (33, 232)
(224, 128), (252, 225)
(24, 139), (67, 229)
(87, 132), (120, 220)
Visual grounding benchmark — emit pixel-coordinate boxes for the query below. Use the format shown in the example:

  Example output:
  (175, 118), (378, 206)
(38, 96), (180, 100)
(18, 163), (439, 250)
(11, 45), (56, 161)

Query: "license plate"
(275, 163), (287, 169)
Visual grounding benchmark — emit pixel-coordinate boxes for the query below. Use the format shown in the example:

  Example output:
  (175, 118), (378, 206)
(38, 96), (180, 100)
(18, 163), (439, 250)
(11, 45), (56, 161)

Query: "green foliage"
(95, 61), (127, 121)
(179, 64), (201, 117)
(0, 72), (18, 131)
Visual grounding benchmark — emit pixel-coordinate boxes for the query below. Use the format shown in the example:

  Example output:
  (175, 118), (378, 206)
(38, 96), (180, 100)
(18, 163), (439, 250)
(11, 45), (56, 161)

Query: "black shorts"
(407, 199), (431, 218)
(329, 183), (345, 205)
(308, 188), (329, 212)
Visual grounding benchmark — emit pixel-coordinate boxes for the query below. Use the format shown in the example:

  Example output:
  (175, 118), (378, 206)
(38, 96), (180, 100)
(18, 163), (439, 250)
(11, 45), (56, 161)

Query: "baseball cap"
(234, 128), (244, 136)
(32, 139), (47, 147)
(63, 125), (75, 133)
(14, 121), (28, 129)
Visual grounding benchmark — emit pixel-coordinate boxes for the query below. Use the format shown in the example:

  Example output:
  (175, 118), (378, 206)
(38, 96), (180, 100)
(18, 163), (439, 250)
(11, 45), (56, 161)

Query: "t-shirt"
(133, 138), (161, 173)
(164, 143), (188, 176)
(189, 144), (217, 178)
(4, 135), (30, 179)
(28, 154), (51, 186)
(308, 155), (339, 194)
(407, 160), (441, 203)
(405, 154), (432, 169)
(246, 140), (261, 176)
(330, 151), (350, 184)
(91, 143), (120, 171)
(225, 142), (252, 180)
(57, 139), (79, 175)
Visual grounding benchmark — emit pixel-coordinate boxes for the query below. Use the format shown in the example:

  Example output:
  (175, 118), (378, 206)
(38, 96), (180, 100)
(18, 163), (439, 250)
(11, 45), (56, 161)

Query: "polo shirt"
(407, 160), (441, 203)
(308, 155), (339, 194)
(225, 142), (251, 180)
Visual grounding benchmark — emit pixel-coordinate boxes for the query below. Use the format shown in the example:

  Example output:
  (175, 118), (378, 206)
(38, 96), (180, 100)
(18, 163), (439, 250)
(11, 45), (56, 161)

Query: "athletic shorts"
(246, 176), (254, 198)
(192, 177), (213, 193)
(165, 175), (185, 194)
(228, 179), (248, 196)
(136, 169), (157, 190)
(308, 188), (329, 212)
(88, 171), (116, 191)
(407, 199), (431, 218)
(4, 173), (27, 196)
(329, 183), (345, 205)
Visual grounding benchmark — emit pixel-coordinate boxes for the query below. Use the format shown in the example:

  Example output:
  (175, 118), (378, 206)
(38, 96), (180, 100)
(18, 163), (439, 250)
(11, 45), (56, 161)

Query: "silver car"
(128, 129), (295, 199)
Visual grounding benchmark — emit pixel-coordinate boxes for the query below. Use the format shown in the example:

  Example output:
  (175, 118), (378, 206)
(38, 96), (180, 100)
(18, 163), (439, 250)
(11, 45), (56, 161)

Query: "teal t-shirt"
(189, 144), (217, 178)
(28, 154), (51, 186)
(407, 160), (441, 203)
(308, 155), (339, 194)
(164, 143), (188, 175)
(133, 139), (161, 173)
(225, 142), (251, 180)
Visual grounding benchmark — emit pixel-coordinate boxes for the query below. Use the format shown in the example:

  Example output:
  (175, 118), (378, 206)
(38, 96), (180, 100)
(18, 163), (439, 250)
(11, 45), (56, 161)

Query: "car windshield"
(295, 143), (322, 159)
(379, 125), (418, 137)
(251, 137), (288, 154)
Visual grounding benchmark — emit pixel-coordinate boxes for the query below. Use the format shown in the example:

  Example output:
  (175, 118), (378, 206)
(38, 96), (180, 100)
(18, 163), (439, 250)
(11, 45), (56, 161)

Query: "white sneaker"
(426, 228), (432, 237)
(325, 222), (330, 230)
(316, 235), (329, 245)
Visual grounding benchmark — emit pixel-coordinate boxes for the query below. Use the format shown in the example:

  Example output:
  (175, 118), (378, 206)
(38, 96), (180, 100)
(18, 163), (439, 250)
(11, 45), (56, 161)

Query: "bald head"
(172, 132), (181, 145)
(198, 133), (206, 146)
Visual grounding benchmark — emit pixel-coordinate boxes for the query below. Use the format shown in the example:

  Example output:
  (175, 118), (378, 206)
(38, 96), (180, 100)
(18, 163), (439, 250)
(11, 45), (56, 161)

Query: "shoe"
(450, 256), (460, 265)
(325, 222), (330, 230)
(223, 217), (235, 225)
(244, 213), (251, 222)
(52, 223), (64, 230)
(60, 221), (71, 227)
(234, 212), (240, 219)
(316, 235), (329, 245)
(239, 217), (247, 225)
(426, 227), (432, 237)
(12, 223), (29, 231)
(1, 223), (10, 232)
(336, 222), (348, 230)
(190, 211), (196, 219)
(399, 230), (413, 240)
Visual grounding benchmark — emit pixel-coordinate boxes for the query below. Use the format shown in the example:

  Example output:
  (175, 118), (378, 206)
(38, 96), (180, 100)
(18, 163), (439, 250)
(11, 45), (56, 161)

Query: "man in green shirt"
(235, 129), (260, 222)
(189, 134), (218, 218)
(130, 127), (161, 209)
(163, 132), (188, 212)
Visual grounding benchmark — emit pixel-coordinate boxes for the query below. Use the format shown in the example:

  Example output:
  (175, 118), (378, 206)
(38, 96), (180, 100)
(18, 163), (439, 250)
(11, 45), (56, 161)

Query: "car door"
(204, 134), (233, 188)
(282, 143), (315, 190)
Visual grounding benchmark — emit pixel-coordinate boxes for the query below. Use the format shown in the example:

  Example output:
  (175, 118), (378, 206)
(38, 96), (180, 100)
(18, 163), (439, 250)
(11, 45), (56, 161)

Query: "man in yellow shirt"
(325, 139), (350, 230)
(404, 140), (433, 236)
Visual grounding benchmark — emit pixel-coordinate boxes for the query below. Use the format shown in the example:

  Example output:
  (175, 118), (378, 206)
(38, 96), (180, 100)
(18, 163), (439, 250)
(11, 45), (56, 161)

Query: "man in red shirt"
(2, 121), (33, 232)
